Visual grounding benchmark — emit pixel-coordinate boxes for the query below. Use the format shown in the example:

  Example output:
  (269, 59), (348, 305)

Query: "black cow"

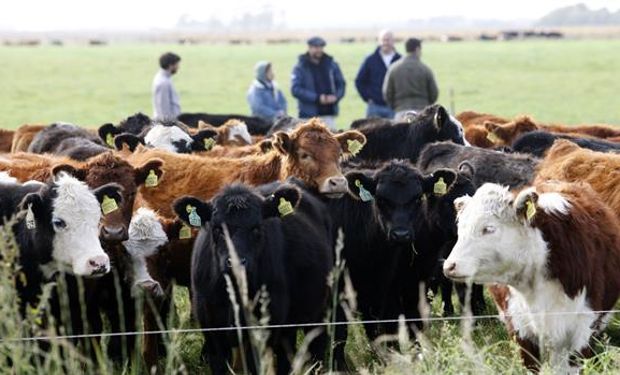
(353, 104), (466, 163)
(511, 130), (620, 157)
(98, 112), (153, 141)
(177, 113), (272, 135)
(349, 117), (393, 130)
(328, 160), (455, 342)
(418, 141), (539, 189)
(173, 184), (332, 375)
(28, 123), (108, 160)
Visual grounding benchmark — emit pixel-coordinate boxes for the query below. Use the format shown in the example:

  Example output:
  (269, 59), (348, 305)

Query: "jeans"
(366, 102), (395, 119)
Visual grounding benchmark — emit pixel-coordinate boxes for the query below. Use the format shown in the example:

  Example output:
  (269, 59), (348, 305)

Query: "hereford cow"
(10, 124), (46, 153)
(123, 119), (366, 217)
(177, 112), (272, 135)
(418, 141), (539, 189)
(512, 130), (620, 157)
(174, 183), (332, 375)
(354, 104), (467, 163)
(443, 182), (620, 372)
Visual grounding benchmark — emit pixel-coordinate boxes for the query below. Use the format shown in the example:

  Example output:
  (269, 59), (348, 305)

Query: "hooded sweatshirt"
(247, 61), (287, 123)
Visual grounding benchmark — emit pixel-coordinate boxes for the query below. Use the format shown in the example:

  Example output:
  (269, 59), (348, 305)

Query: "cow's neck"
(240, 152), (283, 184)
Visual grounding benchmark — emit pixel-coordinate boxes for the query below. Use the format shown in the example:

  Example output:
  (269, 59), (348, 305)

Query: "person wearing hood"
(247, 61), (287, 123)
(355, 30), (401, 119)
(291, 37), (346, 130)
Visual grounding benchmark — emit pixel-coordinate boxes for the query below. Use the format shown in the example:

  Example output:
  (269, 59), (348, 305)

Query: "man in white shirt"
(354, 30), (402, 119)
(152, 52), (181, 119)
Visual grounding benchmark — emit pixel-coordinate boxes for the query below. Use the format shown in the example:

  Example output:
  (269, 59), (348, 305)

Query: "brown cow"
(122, 119), (366, 217)
(196, 119), (253, 147)
(10, 124), (46, 153)
(0, 129), (15, 152)
(464, 124), (495, 148)
(534, 139), (620, 218)
(455, 110), (509, 128)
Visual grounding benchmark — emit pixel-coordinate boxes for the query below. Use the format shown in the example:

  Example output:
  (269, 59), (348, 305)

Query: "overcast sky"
(1, 0), (619, 31)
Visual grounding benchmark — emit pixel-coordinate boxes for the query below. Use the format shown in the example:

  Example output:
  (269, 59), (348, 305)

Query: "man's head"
(405, 38), (422, 57)
(159, 52), (181, 74)
(307, 36), (326, 62)
(255, 61), (274, 82)
(378, 30), (395, 54)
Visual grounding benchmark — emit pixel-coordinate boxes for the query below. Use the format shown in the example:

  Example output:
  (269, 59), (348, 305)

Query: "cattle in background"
(512, 130), (620, 157)
(27, 123), (108, 160)
(267, 116), (304, 135)
(10, 124), (47, 153)
(122, 120), (366, 217)
(349, 117), (393, 130)
(418, 141), (538, 189)
(444, 181), (620, 372)
(196, 119), (253, 147)
(535, 140), (620, 218)
(0, 129), (15, 152)
(354, 104), (466, 163)
(98, 112), (153, 141)
(330, 160), (455, 342)
(456, 110), (509, 129)
(174, 184), (332, 375)
(177, 112), (272, 135)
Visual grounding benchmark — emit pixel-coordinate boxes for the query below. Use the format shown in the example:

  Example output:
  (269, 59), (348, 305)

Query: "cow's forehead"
(212, 191), (263, 226)
(461, 184), (513, 223)
(52, 173), (101, 222)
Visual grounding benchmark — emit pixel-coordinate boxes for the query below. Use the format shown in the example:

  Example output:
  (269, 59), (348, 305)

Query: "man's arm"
(354, 58), (371, 102)
(332, 62), (346, 101)
(291, 64), (319, 103)
(427, 69), (439, 104)
(382, 67), (396, 109)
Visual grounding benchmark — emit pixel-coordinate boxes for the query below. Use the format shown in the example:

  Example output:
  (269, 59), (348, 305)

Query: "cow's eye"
(482, 226), (496, 235)
(299, 153), (312, 161)
(52, 218), (67, 230)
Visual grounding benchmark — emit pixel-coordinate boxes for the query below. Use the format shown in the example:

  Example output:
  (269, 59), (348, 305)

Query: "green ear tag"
(203, 137), (216, 151)
(186, 205), (202, 227)
(179, 224), (192, 239)
(106, 133), (115, 147)
(26, 203), (36, 229)
(101, 195), (119, 215)
(145, 169), (159, 187)
(278, 197), (294, 217)
(355, 179), (374, 202)
(486, 131), (501, 144)
(526, 200), (536, 221)
(433, 177), (447, 196)
(347, 139), (364, 156)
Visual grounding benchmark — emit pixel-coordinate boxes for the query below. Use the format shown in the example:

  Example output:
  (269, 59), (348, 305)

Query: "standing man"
(152, 52), (181, 119)
(355, 30), (401, 118)
(291, 36), (345, 130)
(383, 38), (438, 121)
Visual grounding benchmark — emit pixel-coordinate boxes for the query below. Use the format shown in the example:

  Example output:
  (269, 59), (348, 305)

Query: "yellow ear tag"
(179, 224), (192, 239)
(145, 169), (159, 187)
(278, 197), (294, 217)
(186, 205), (202, 227)
(526, 200), (536, 221)
(204, 137), (216, 151)
(354, 179), (374, 202)
(101, 195), (119, 215)
(106, 132), (115, 147)
(486, 131), (501, 144)
(347, 139), (364, 156)
(433, 177), (447, 196)
(26, 203), (36, 229)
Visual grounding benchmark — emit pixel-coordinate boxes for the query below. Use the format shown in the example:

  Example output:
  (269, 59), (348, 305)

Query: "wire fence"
(4, 308), (620, 344)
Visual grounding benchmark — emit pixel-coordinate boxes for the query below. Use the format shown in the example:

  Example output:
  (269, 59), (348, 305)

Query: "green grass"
(0, 39), (619, 129)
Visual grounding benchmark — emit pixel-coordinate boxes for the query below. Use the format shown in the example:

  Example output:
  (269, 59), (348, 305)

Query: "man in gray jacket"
(152, 52), (181, 119)
(382, 38), (438, 121)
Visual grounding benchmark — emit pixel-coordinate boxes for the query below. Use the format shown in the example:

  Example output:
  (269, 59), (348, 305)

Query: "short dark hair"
(405, 38), (422, 53)
(159, 52), (181, 70)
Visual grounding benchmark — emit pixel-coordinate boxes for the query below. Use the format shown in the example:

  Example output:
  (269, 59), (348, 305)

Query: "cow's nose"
(326, 176), (348, 191)
(88, 255), (110, 275)
(443, 261), (457, 277)
(101, 225), (128, 242)
(389, 229), (412, 242)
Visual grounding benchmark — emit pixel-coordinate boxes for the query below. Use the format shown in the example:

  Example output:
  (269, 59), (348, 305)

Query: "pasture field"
(0, 39), (620, 129)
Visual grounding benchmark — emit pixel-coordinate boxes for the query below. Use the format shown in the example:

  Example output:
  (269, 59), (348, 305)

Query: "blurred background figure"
(291, 36), (346, 130)
(355, 29), (401, 119)
(152, 52), (181, 119)
(247, 61), (287, 123)
(383, 38), (438, 121)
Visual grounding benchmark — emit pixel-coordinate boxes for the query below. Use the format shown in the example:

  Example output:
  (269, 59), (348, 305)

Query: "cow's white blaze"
(51, 173), (110, 276)
(144, 124), (193, 152)
(122, 208), (167, 286)
(228, 122), (252, 145)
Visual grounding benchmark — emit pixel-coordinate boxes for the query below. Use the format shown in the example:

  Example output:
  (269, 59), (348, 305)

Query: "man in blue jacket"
(291, 36), (346, 130)
(355, 30), (401, 119)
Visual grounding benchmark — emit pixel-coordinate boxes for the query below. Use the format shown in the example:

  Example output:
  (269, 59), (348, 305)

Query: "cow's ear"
(514, 188), (539, 224)
(484, 121), (501, 135)
(454, 195), (472, 217)
(135, 159), (164, 187)
(98, 123), (121, 147)
(423, 169), (457, 197)
(20, 192), (45, 226)
(484, 121), (508, 141)
(51, 164), (86, 180)
(197, 120), (212, 130)
(336, 130), (367, 157)
(345, 171), (376, 201)
(114, 133), (144, 152)
(458, 161), (475, 180)
(433, 105), (449, 129)
(173, 196), (212, 227)
(92, 183), (124, 207)
(262, 185), (302, 218)
(272, 132), (292, 155)
(258, 138), (273, 154)
(190, 129), (219, 152)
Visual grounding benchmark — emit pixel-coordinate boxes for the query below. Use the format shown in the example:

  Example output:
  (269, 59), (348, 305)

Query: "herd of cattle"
(0, 104), (619, 374)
